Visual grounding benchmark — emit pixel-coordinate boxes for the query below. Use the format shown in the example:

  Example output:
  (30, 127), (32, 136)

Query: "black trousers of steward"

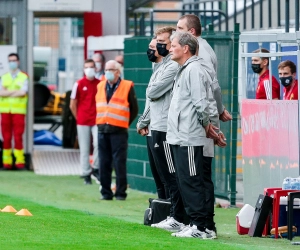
(98, 132), (128, 199)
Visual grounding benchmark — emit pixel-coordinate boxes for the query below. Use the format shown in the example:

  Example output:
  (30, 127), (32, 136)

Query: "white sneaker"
(151, 217), (184, 232)
(151, 217), (170, 227)
(172, 225), (213, 239)
(205, 228), (217, 239)
(171, 225), (189, 236)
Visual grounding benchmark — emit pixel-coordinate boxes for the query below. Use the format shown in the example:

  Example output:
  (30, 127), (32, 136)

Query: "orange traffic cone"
(15, 209), (33, 216)
(1, 205), (17, 212)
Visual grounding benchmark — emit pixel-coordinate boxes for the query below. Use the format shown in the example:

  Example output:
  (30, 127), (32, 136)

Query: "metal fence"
(129, 0), (300, 35)
(33, 18), (84, 93)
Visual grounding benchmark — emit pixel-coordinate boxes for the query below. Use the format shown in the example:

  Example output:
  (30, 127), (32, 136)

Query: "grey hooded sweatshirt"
(198, 37), (224, 157)
(166, 56), (212, 146)
(136, 61), (164, 136)
(199, 57), (220, 157)
(198, 36), (224, 115)
(146, 53), (178, 132)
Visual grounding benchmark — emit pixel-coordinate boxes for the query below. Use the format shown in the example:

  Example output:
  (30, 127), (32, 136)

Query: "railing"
(131, 9), (228, 36)
(182, 0), (300, 32)
(128, 0), (300, 35)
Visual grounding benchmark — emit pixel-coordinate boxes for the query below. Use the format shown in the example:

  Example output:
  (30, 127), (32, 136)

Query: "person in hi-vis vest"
(95, 60), (138, 200)
(0, 53), (28, 170)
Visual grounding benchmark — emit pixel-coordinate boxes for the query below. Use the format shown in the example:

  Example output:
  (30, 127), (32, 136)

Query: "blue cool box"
(279, 197), (300, 236)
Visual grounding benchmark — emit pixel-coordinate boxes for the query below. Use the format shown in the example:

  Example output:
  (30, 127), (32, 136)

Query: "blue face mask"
(105, 71), (115, 82)
(9, 61), (18, 70)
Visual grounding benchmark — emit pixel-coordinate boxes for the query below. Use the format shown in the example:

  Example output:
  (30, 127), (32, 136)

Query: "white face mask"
(84, 68), (96, 78)
(95, 62), (101, 71)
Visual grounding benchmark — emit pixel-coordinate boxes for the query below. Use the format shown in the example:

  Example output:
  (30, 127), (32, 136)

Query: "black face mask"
(156, 43), (169, 57)
(251, 64), (263, 74)
(146, 48), (157, 62)
(279, 76), (293, 87)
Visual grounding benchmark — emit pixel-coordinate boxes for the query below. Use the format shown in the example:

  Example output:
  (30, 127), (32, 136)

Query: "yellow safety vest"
(0, 71), (28, 114)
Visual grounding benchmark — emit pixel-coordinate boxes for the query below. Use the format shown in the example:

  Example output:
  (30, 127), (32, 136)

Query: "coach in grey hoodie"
(167, 31), (219, 239)
(136, 37), (168, 199)
(177, 14), (229, 235)
(145, 27), (186, 225)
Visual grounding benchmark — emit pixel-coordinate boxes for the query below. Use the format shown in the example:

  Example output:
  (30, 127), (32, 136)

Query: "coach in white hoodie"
(166, 31), (219, 239)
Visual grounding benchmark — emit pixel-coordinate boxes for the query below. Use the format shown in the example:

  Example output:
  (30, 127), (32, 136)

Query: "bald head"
(115, 55), (123, 66)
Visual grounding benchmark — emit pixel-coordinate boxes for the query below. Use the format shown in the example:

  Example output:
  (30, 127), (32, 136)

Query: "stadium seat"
(262, 187), (282, 236)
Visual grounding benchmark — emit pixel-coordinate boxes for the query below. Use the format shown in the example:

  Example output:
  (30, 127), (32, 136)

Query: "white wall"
(93, 0), (126, 35)
(93, 0), (126, 61)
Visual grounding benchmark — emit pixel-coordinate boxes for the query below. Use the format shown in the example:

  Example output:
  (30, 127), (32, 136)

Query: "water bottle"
(291, 178), (298, 190)
(282, 177), (291, 190)
(296, 177), (300, 190)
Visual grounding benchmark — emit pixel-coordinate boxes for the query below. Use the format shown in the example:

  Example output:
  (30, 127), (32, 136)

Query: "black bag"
(62, 91), (78, 148)
(144, 198), (171, 226)
(248, 194), (273, 237)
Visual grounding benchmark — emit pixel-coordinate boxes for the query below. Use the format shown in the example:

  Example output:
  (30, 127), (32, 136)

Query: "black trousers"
(203, 156), (215, 230)
(98, 133), (128, 199)
(171, 144), (206, 228)
(146, 136), (168, 199)
(151, 131), (184, 222)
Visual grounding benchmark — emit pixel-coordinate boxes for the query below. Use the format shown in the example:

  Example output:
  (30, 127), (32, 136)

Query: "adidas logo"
(154, 143), (159, 148)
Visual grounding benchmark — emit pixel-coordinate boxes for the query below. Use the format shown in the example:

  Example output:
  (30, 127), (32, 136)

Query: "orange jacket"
(96, 79), (133, 128)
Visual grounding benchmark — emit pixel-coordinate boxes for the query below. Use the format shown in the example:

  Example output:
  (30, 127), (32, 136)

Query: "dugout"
(239, 32), (300, 206)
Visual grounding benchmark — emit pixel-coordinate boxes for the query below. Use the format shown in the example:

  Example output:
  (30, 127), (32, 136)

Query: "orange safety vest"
(96, 79), (133, 128)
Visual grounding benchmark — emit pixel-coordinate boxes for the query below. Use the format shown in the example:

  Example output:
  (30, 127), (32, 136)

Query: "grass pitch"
(0, 171), (297, 249)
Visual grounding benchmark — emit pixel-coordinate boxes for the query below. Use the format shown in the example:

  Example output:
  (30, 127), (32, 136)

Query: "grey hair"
(170, 31), (199, 56)
(106, 60), (122, 72)
(92, 53), (105, 62)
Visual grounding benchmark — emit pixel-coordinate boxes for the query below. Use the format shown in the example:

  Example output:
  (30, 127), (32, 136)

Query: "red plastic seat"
(264, 187), (282, 196)
(262, 188), (282, 236)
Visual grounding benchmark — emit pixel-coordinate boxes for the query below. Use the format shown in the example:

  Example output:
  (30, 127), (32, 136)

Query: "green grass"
(0, 172), (297, 249)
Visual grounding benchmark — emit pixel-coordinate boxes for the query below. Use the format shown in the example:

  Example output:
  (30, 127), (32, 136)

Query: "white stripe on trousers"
(163, 141), (175, 173)
(188, 146), (196, 176)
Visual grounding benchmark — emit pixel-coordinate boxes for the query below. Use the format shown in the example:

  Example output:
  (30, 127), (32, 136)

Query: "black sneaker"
(115, 196), (126, 201)
(100, 196), (113, 200)
(82, 175), (92, 185)
(91, 168), (100, 184)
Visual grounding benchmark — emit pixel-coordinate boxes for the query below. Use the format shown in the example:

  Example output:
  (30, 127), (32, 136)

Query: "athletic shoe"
(91, 168), (100, 184)
(205, 228), (217, 239)
(171, 225), (190, 236)
(151, 217), (184, 232)
(115, 196), (126, 201)
(83, 175), (92, 185)
(151, 216), (170, 227)
(100, 196), (113, 200)
(172, 225), (213, 239)
(2, 164), (12, 170)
